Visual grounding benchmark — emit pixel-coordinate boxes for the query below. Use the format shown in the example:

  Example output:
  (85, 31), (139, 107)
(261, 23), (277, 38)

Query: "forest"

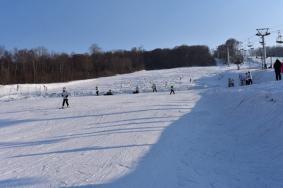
(0, 45), (215, 84)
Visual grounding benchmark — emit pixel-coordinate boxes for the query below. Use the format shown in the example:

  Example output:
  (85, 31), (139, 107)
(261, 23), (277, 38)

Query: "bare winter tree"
(89, 44), (102, 55)
(214, 38), (243, 65)
(0, 46), (5, 58)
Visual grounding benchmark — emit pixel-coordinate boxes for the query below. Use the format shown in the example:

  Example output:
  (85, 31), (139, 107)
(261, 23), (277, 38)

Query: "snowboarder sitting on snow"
(104, 89), (113, 96)
(61, 87), (69, 108)
(170, 85), (175, 95)
(133, 86), (139, 94)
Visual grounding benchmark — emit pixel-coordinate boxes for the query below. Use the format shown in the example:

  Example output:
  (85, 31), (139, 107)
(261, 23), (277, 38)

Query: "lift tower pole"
(256, 28), (270, 69)
(227, 46), (230, 66)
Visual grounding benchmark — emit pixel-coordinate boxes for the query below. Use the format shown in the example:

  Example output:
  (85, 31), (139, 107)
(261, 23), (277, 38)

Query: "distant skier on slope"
(96, 86), (99, 96)
(152, 83), (157, 92)
(274, 59), (282, 81)
(61, 87), (69, 108)
(170, 85), (175, 95)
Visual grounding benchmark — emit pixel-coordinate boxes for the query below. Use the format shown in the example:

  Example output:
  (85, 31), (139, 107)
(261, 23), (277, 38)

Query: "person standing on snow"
(274, 59), (282, 81)
(239, 73), (244, 86)
(61, 87), (69, 108)
(96, 86), (99, 96)
(245, 72), (249, 85)
(170, 85), (175, 95)
(247, 71), (253, 85)
(152, 83), (157, 92)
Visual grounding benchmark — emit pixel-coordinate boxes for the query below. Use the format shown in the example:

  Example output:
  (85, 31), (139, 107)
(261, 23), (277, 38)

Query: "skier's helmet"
(63, 87), (66, 91)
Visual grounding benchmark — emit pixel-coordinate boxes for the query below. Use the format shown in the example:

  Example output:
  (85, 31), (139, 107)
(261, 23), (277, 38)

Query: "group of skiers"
(60, 83), (176, 108)
(151, 83), (175, 94)
(153, 83), (175, 94)
(232, 58), (283, 88)
(57, 60), (283, 109)
(228, 58), (283, 88)
(56, 62), (283, 108)
(238, 71), (253, 86)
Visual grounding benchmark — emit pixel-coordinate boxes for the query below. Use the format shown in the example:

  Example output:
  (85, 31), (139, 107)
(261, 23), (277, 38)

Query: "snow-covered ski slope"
(1, 63), (283, 188)
(0, 66), (232, 101)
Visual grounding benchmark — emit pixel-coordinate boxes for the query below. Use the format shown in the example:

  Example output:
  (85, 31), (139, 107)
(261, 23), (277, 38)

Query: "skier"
(246, 71), (253, 85)
(245, 72), (249, 85)
(43, 85), (48, 96)
(170, 85), (175, 95)
(248, 71), (253, 85)
(96, 86), (99, 96)
(239, 73), (244, 86)
(274, 59), (282, 81)
(61, 87), (69, 108)
(44, 85), (48, 93)
(152, 83), (157, 92)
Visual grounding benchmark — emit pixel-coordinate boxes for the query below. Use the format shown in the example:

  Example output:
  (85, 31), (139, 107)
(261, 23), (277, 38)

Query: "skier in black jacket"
(96, 86), (99, 96)
(170, 85), (175, 95)
(274, 59), (282, 81)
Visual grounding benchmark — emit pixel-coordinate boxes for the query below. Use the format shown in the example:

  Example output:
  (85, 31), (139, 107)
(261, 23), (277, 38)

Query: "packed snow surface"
(0, 62), (283, 188)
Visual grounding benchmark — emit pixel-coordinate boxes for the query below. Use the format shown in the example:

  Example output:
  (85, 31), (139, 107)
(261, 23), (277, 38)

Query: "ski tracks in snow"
(0, 91), (197, 187)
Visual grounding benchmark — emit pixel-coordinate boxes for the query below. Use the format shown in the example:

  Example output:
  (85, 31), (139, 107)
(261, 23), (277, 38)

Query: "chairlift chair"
(247, 40), (253, 48)
(276, 31), (283, 44)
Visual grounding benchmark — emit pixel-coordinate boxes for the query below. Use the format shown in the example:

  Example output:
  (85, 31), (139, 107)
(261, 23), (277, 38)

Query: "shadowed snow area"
(0, 63), (283, 187)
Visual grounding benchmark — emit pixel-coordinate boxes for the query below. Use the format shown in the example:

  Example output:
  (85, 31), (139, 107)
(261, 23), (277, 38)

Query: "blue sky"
(0, 0), (283, 53)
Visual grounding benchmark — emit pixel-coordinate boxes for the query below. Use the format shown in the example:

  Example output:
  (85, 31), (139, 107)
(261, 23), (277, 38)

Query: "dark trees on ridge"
(0, 45), (215, 84)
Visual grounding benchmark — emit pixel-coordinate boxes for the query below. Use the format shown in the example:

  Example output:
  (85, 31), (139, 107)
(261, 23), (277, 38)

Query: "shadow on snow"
(62, 70), (283, 188)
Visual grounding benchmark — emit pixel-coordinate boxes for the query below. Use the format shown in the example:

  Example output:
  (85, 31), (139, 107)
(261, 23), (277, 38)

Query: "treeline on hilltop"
(252, 46), (283, 57)
(214, 38), (283, 64)
(0, 45), (215, 84)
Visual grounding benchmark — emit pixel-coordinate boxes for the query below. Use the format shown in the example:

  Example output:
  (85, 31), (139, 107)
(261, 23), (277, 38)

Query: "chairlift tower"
(256, 28), (270, 69)
(227, 46), (230, 66)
